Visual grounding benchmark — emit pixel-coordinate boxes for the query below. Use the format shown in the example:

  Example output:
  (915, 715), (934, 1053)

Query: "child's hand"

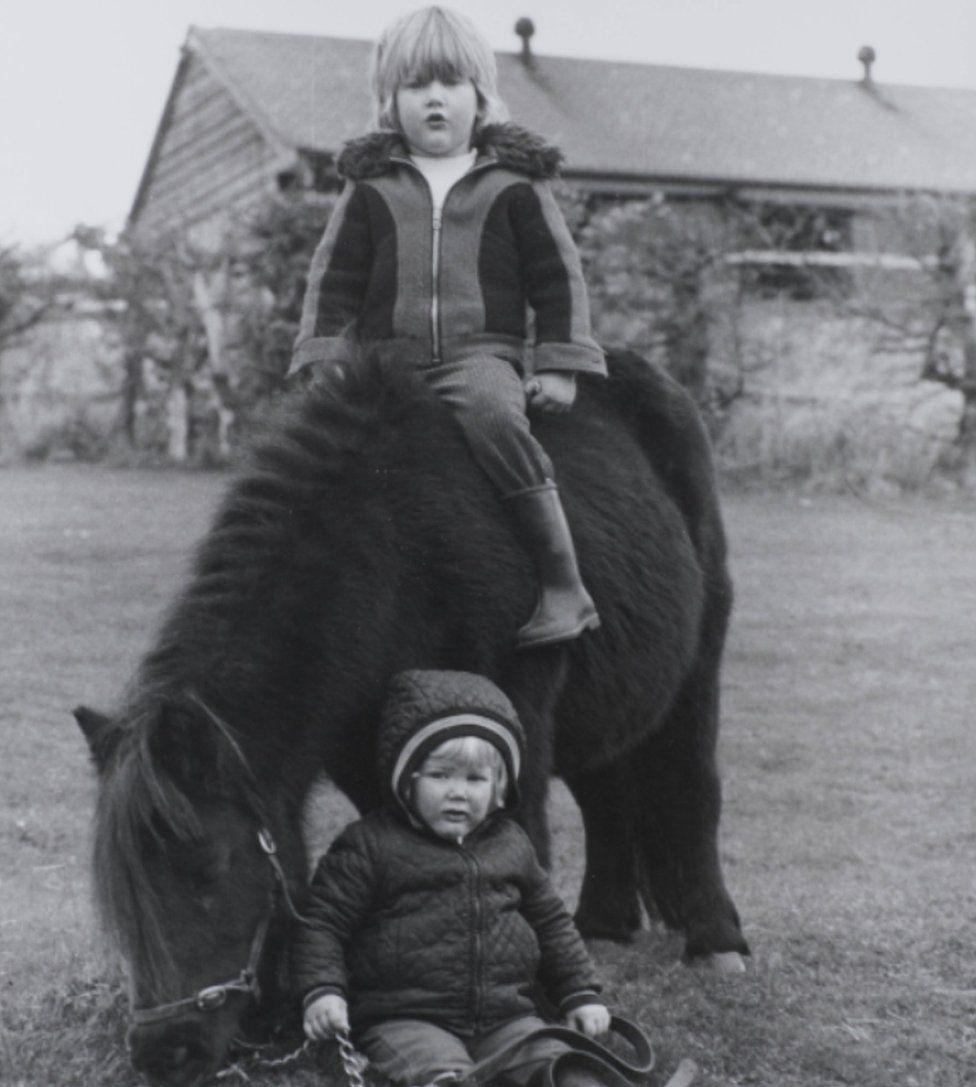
(525, 372), (576, 413)
(565, 1002), (611, 1037)
(303, 993), (350, 1040)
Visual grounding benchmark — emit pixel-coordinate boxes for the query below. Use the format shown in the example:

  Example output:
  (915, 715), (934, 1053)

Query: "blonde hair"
(413, 736), (510, 811)
(369, 6), (509, 134)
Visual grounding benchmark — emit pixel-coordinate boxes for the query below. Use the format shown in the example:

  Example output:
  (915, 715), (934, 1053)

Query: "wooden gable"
(130, 49), (285, 234)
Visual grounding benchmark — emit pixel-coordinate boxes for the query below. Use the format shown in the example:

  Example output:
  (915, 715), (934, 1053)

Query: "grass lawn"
(1, 465), (973, 1086)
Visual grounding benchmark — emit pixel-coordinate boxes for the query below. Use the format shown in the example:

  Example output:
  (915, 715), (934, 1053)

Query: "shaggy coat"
(289, 124), (605, 378)
(77, 351), (747, 1083)
(292, 670), (600, 1036)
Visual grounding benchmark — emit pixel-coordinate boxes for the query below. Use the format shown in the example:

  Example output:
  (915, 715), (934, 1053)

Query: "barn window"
(276, 168), (301, 193)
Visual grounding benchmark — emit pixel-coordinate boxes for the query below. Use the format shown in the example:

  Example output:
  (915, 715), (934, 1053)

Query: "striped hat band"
(391, 713), (522, 793)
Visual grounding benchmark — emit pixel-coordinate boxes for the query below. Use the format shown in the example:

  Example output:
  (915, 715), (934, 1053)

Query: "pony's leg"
(630, 638), (749, 962)
(610, 499), (747, 965)
(563, 762), (643, 941)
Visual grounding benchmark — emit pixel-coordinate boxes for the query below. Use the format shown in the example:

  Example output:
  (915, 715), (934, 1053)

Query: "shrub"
(22, 412), (111, 463)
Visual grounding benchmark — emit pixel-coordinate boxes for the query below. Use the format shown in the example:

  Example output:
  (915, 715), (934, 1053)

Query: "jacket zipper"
(461, 845), (484, 1032)
(431, 208), (442, 363)
(391, 156), (495, 365)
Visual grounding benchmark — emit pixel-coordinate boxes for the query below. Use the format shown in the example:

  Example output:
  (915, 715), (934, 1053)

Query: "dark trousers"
(421, 355), (554, 496)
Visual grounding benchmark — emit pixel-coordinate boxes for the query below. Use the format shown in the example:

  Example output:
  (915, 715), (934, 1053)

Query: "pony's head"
(75, 695), (301, 1087)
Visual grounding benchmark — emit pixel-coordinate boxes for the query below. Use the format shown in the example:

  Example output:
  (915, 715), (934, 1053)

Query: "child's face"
(395, 76), (478, 158)
(412, 748), (494, 839)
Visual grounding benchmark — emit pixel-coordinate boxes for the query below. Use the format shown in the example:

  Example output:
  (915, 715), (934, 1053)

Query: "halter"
(129, 695), (310, 1029)
(130, 827), (307, 1026)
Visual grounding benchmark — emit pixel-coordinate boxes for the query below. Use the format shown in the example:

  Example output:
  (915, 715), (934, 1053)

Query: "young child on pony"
(293, 669), (611, 1086)
(289, 6), (605, 649)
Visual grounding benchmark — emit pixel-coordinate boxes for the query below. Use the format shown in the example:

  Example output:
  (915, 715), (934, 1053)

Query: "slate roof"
(186, 25), (976, 196)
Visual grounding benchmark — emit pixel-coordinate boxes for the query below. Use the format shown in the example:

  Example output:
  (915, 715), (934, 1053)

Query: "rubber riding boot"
(505, 484), (600, 648)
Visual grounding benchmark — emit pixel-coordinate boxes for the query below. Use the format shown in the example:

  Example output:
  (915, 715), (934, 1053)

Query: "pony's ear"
(73, 705), (121, 773)
(150, 700), (220, 796)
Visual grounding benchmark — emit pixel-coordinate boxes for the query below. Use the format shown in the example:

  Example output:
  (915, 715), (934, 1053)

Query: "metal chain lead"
(214, 1038), (313, 1082)
(336, 1029), (369, 1087)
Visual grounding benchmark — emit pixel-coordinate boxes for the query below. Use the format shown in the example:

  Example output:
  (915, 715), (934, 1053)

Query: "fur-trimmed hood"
(337, 123), (563, 181)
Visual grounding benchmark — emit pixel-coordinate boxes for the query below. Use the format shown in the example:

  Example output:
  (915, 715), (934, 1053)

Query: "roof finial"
(515, 17), (535, 66)
(857, 45), (876, 85)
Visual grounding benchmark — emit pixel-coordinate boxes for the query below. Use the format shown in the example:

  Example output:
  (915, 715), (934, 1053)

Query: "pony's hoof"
(695, 950), (747, 973)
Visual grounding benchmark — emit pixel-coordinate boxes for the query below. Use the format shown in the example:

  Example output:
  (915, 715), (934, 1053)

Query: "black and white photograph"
(2, 2), (973, 1085)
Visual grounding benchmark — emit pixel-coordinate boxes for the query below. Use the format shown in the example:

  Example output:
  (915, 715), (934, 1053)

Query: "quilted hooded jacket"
(289, 124), (606, 379)
(292, 670), (600, 1036)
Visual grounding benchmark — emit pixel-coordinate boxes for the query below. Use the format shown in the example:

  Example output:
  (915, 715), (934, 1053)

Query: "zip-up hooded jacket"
(292, 670), (601, 1036)
(289, 124), (606, 379)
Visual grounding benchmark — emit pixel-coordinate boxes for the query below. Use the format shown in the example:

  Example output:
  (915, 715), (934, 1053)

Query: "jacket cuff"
(533, 341), (607, 376)
(288, 335), (354, 377)
(302, 984), (347, 1010)
(558, 989), (603, 1013)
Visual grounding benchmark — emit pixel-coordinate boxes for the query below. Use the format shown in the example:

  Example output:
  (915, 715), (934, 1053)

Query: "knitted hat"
(377, 670), (526, 813)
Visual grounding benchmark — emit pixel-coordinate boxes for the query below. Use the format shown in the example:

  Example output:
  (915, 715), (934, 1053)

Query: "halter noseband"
(130, 826), (307, 1027)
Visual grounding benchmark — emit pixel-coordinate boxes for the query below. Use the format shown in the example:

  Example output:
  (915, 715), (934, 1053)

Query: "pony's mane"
(133, 358), (425, 696)
(94, 358), (430, 993)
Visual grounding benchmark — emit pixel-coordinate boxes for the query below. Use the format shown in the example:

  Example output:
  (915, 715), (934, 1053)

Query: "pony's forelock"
(369, 6), (508, 132)
(92, 709), (203, 994)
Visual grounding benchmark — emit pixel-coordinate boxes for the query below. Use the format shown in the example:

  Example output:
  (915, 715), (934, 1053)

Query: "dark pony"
(76, 351), (747, 1087)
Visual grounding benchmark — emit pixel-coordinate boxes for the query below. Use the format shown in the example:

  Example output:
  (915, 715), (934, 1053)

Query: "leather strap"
(460, 1015), (655, 1087)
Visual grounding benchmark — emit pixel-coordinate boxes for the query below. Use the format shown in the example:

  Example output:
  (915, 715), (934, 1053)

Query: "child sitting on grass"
(293, 669), (610, 1086)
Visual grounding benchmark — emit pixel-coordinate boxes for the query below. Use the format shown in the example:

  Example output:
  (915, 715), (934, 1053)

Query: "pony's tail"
(604, 349), (723, 565)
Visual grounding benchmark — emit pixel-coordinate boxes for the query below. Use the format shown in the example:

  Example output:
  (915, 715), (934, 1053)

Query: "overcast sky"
(3, 0), (974, 247)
